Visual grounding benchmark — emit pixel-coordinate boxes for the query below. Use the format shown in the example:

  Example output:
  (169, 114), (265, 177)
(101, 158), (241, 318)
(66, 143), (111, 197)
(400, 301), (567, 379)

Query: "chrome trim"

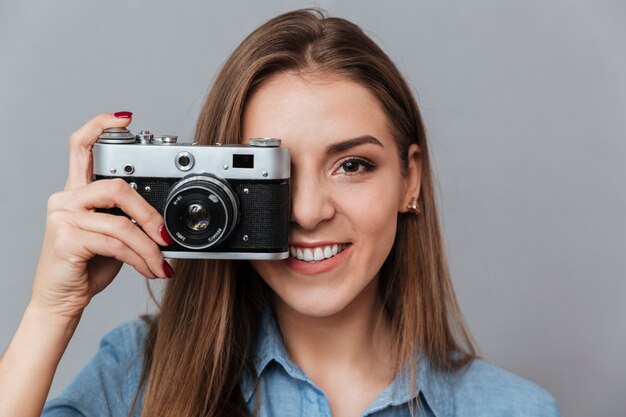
(93, 142), (290, 180)
(175, 151), (194, 171)
(249, 138), (281, 147)
(161, 251), (289, 260)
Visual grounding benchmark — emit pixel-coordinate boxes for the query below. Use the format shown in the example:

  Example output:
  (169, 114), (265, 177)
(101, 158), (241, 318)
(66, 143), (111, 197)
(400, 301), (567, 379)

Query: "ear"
(399, 143), (422, 213)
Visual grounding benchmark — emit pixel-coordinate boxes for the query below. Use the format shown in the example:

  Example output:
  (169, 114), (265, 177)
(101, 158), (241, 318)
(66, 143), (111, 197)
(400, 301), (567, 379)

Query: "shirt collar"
(251, 309), (310, 381)
(361, 354), (454, 417)
(240, 310), (454, 417)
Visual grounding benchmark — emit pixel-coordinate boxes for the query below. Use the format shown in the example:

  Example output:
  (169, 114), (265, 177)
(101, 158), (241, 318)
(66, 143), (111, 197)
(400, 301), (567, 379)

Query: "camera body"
(93, 128), (290, 260)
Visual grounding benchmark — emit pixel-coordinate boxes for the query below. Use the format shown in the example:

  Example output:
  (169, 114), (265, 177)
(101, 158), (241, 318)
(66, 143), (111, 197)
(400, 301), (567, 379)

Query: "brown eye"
(342, 160), (359, 173)
(334, 157), (376, 175)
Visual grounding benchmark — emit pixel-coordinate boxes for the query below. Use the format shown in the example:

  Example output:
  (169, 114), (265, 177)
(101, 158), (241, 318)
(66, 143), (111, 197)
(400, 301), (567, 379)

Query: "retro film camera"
(93, 128), (290, 259)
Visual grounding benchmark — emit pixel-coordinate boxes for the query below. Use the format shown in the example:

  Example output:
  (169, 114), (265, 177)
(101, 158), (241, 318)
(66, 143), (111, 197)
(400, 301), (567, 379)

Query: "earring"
(408, 197), (420, 214)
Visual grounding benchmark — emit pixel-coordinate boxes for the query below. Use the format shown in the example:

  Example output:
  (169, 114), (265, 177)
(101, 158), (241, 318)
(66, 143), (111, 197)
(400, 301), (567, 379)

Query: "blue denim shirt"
(43, 313), (560, 416)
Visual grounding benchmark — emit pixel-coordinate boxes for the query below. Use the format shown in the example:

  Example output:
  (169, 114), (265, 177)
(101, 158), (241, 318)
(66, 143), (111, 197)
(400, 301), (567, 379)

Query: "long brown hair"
(138, 9), (476, 417)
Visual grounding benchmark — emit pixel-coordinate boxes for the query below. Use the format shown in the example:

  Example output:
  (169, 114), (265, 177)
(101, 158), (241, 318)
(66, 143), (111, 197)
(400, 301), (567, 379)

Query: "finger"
(62, 210), (167, 278)
(47, 221), (155, 278)
(58, 178), (172, 247)
(65, 112), (133, 191)
(70, 227), (156, 279)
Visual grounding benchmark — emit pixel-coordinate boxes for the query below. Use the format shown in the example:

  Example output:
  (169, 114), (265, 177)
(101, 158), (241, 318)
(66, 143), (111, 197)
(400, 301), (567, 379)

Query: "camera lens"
(183, 203), (210, 231)
(164, 174), (239, 249)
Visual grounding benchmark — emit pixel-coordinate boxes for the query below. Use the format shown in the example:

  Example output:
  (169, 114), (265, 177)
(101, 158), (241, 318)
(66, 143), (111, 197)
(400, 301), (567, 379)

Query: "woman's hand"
(0, 112), (175, 417)
(30, 112), (174, 321)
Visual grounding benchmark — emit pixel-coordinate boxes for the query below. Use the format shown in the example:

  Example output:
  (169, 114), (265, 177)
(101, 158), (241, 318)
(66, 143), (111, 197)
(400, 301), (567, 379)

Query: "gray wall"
(1, 1), (624, 416)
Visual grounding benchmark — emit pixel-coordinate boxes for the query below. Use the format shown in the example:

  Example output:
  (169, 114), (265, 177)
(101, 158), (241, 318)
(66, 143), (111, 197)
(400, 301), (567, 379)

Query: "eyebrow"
(325, 135), (384, 154)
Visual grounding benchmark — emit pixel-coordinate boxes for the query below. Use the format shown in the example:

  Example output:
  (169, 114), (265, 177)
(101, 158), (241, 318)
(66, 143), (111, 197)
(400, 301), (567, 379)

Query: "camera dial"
(249, 138), (281, 147)
(98, 128), (136, 144)
(164, 174), (239, 249)
(136, 130), (154, 144)
(154, 135), (178, 144)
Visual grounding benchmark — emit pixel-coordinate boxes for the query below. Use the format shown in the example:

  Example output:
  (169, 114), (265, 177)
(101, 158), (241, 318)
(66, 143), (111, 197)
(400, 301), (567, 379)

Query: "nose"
(290, 172), (335, 231)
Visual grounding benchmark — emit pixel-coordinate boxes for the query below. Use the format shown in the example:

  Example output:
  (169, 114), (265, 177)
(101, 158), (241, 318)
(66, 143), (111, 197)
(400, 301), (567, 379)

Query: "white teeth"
(289, 243), (347, 262)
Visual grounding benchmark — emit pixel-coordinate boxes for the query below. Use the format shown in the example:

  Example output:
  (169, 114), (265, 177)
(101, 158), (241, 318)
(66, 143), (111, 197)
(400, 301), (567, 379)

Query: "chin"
(278, 294), (350, 318)
(268, 276), (379, 320)
(251, 255), (382, 320)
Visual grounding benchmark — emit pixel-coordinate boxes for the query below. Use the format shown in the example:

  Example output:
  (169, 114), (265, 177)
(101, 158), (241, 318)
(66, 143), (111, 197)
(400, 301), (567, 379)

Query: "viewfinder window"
(233, 154), (254, 169)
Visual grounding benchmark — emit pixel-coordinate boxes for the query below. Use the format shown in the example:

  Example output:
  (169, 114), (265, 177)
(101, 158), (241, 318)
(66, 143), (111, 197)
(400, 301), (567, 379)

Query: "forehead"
(242, 72), (394, 148)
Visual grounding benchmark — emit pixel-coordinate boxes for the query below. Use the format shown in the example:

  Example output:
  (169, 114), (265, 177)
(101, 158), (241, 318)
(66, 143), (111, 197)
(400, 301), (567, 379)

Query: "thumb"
(65, 112), (133, 191)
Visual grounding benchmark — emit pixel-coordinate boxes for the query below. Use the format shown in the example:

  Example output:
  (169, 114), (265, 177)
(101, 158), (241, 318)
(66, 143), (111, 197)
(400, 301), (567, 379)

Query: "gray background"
(1, 1), (624, 416)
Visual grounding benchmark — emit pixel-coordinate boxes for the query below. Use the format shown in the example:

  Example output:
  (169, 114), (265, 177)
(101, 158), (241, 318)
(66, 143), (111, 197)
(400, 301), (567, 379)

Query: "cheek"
(336, 180), (402, 238)
(333, 181), (401, 282)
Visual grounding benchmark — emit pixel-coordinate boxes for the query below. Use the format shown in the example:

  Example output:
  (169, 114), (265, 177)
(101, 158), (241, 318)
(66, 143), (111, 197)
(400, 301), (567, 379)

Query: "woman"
(0, 9), (559, 417)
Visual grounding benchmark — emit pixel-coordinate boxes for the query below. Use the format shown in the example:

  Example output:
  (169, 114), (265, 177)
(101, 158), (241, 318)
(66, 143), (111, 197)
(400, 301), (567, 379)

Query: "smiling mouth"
(289, 243), (350, 262)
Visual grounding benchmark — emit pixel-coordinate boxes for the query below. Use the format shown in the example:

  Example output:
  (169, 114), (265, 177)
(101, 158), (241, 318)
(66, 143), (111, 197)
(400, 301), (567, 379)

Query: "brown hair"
(137, 9), (476, 417)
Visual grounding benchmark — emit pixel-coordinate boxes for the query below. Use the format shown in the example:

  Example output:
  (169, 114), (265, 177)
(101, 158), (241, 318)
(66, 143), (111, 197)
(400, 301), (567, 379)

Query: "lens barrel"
(164, 174), (239, 249)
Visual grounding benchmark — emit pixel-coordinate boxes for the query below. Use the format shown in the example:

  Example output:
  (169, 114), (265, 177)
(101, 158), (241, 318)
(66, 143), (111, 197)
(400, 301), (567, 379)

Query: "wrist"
(24, 300), (83, 332)
(0, 301), (82, 417)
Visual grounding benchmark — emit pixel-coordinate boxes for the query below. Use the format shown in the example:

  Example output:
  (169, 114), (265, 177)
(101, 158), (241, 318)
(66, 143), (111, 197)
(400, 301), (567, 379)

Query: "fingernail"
(113, 111), (133, 118)
(159, 225), (175, 246)
(162, 260), (174, 278)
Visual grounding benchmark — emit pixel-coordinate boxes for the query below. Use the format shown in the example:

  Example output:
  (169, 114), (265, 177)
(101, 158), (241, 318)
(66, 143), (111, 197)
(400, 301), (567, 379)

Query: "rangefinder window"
(233, 154), (254, 169)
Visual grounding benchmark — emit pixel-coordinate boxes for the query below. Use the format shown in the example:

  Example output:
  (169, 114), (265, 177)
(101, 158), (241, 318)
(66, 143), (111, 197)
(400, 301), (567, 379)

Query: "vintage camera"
(93, 128), (290, 260)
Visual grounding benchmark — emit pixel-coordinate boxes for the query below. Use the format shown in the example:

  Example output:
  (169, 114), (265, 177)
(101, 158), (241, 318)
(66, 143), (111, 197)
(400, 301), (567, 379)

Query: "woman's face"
(243, 72), (420, 318)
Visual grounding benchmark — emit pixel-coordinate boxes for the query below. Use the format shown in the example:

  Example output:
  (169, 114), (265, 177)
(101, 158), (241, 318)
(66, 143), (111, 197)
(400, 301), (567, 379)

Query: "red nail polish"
(162, 260), (174, 278)
(159, 225), (175, 246)
(113, 111), (133, 118)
